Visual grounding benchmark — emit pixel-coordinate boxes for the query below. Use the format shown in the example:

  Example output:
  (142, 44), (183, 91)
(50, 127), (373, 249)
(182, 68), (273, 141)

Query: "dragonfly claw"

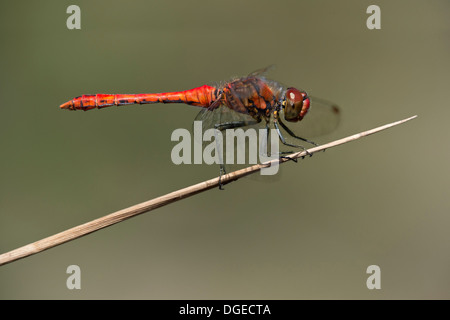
(280, 155), (298, 163)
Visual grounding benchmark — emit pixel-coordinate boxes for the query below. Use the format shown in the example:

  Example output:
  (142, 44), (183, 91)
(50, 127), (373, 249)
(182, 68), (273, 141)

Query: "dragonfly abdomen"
(60, 85), (219, 111)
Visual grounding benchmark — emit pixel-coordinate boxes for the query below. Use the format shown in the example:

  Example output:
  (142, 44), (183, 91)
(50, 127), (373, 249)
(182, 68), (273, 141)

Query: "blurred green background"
(1, 0), (449, 299)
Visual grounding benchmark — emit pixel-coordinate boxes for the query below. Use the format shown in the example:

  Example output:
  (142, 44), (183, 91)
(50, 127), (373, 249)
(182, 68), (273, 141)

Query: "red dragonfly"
(60, 67), (340, 154)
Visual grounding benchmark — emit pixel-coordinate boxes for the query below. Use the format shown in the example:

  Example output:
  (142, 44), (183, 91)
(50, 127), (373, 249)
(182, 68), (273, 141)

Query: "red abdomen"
(60, 85), (219, 111)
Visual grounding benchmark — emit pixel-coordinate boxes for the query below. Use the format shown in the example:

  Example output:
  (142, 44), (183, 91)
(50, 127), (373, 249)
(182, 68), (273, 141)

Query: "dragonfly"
(60, 67), (340, 187)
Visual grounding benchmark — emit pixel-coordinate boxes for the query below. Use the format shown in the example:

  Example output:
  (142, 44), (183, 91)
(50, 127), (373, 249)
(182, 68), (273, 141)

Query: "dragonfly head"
(283, 88), (310, 122)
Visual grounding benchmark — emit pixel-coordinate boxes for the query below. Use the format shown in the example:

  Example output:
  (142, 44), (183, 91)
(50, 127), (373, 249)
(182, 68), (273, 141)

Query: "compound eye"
(284, 88), (310, 122)
(287, 88), (304, 104)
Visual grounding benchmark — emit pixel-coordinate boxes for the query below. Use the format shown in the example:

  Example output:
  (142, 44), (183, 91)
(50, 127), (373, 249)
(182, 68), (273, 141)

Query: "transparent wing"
(247, 65), (276, 77)
(193, 104), (262, 134)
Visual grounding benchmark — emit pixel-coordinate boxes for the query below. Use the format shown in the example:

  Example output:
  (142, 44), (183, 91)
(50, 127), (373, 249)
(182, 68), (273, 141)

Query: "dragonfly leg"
(218, 165), (226, 190)
(280, 155), (298, 163)
(214, 120), (259, 131)
(214, 119), (260, 190)
(277, 118), (318, 146)
(279, 151), (302, 161)
(273, 121), (312, 157)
